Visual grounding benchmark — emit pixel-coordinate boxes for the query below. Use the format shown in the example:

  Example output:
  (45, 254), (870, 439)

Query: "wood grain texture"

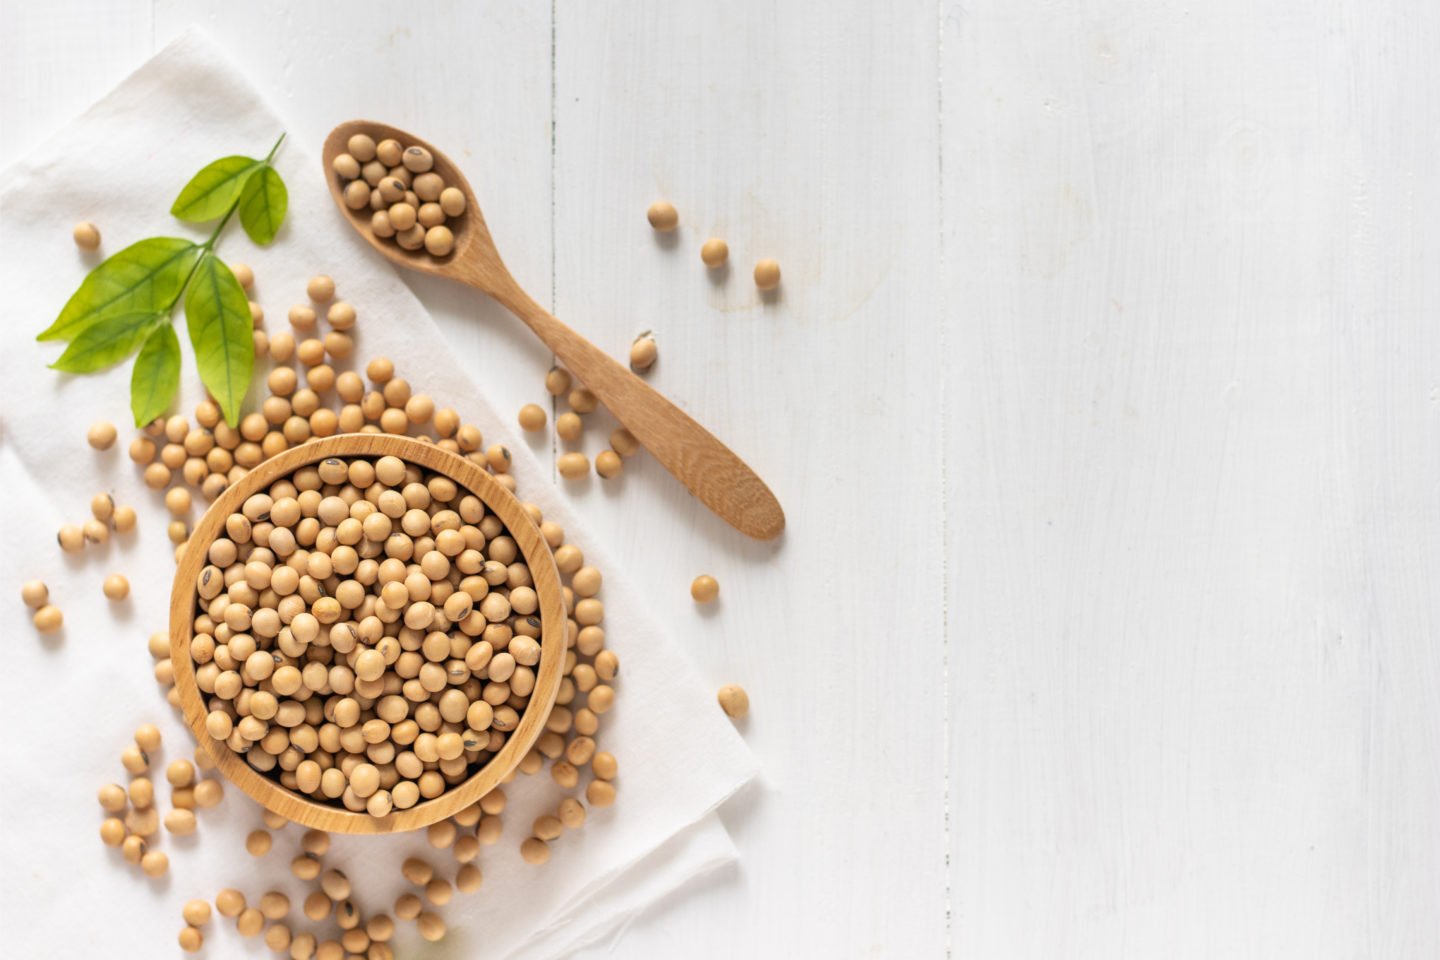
(169, 435), (566, 834)
(551, 2), (947, 957)
(1, 0), (152, 148)
(945, 1), (1440, 957)
(322, 119), (786, 540)
(8, 0), (1437, 956)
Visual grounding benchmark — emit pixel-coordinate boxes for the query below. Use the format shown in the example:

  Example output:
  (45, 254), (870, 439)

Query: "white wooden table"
(5, 2), (1438, 957)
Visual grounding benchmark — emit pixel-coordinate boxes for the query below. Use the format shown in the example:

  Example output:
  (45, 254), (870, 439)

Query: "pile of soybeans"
(79, 270), (622, 956)
(29, 199), (753, 952)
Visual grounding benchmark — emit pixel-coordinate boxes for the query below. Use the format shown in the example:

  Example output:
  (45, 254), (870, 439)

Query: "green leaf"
(49, 311), (162, 372)
(238, 165), (288, 245)
(131, 323), (181, 427)
(184, 253), (253, 425)
(171, 156), (261, 223)
(38, 237), (200, 342)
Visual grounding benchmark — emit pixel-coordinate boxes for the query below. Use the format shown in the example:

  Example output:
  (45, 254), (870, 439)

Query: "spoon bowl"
(323, 120), (786, 541)
(324, 121), (495, 281)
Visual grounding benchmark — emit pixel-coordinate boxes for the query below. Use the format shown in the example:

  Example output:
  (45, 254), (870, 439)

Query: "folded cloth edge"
(0, 25), (761, 960)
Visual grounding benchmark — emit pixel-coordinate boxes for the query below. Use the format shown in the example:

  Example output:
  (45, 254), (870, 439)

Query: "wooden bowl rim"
(169, 434), (565, 834)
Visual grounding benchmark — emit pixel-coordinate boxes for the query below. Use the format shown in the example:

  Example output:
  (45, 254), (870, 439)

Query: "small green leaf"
(49, 311), (162, 372)
(171, 156), (261, 223)
(38, 237), (200, 342)
(185, 253), (253, 426)
(131, 323), (181, 427)
(238, 165), (288, 245)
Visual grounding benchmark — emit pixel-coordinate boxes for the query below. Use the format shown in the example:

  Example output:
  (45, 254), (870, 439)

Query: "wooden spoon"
(322, 121), (785, 541)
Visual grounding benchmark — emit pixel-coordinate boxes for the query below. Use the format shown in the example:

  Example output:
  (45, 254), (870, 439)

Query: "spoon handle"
(488, 277), (785, 541)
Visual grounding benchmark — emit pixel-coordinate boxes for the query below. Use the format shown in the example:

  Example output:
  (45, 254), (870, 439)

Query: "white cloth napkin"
(0, 29), (756, 959)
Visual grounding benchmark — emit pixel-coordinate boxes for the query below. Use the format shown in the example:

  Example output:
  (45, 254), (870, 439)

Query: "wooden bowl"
(169, 435), (565, 834)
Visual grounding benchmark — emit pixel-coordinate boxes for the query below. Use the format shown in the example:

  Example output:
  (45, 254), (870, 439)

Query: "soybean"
(164, 808), (197, 835)
(141, 849), (169, 877)
(568, 388), (598, 414)
(73, 221), (101, 250)
(21, 580), (48, 608)
(246, 829), (273, 856)
(33, 604), (63, 634)
(307, 275), (336, 303)
(215, 889), (247, 918)
(545, 367), (572, 396)
(100, 818), (126, 846)
(520, 837), (550, 864)
(183, 900), (212, 927)
(691, 574), (720, 603)
(135, 724), (162, 752)
(456, 863), (483, 893)
(717, 683), (750, 718)
(193, 779), (224, 808)
(754, 258), (782, 291)
(556, 412), (583, 442)
(121, 835), (146, 864)
(558, 452), (589, 479)
(98, 783), (127, 812)
(629, 335), (657, 371)
(595, 450), (623, 479)
(701, 237), (729, 267)
(114, 505), (138, 533)
(646, 201), (678, 232)
(610, 428), (640, 458)
(417, 912), (446, 942)
(518, 403), (547, 432)
(87, 421), (117, 450)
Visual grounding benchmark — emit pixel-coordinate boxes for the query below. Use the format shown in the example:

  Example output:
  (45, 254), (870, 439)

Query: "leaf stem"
(201, 202), (239, 252)
(170, 132), (287, 308)
(45, 133), (289, 426)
